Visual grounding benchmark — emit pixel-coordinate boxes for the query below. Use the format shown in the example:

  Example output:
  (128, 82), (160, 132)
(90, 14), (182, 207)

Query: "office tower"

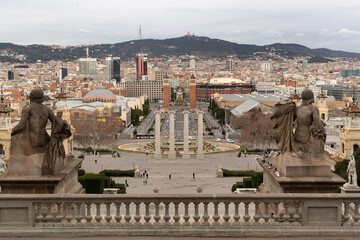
(261, 62), (272, 71)
(302, 59), (308, 69)
(189, 59), (196, 69)
(106, 57), (121, 84)
(59, 68), (68, 83)
(79, 58), (97, 75)
(155, 69), (168, 82)
(226, 59), (233, 70)
(136, 53), (148, 80)
(7, 71), (14, 80)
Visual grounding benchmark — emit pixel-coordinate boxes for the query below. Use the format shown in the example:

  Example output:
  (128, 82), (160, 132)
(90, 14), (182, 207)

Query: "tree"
(142, 103), (150, 116)
(131, 108), (144, 126)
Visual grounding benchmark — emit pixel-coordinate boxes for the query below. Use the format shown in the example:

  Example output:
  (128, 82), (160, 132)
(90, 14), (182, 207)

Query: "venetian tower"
(289, 89), (301, 106)
(317, 90), (328, 121)
(337, 94), (360, 158)
(0, 90), (14, 162)
(54, 90), (74, 155)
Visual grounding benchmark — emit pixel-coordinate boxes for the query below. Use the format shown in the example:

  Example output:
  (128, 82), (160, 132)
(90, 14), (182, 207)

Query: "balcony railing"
(0, 193), (359, 237)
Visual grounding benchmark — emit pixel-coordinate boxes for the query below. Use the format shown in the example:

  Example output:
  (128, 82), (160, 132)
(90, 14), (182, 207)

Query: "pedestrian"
(146, 173), (148, 179)
(169, 174), (171, 180)
(145, 179), (148, 185)
(193, 172), (195, 179)
(95, 159), (97, 164)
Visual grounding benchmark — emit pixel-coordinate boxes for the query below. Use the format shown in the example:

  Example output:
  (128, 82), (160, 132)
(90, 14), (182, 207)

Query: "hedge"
(222, 169), (256, 177)
(78, 169), (85, 176)
(83, 173), (105, 194)
(100, 169), (135, 177)
(115, 184), (126, 194)
(251, 172), (263, 188)
(243, 178), (253, 188)
(231, 182), (244, 192)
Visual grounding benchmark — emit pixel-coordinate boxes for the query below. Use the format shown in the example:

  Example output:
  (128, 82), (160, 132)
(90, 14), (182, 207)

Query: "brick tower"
(190, 75), (196, 110)
(163, 77), (170, 110)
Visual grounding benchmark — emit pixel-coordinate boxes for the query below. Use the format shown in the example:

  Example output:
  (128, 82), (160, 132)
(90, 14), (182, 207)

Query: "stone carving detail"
(0, 155), (7, 174)
(8, 89), (71, 176)
(344, 155), (358, 188)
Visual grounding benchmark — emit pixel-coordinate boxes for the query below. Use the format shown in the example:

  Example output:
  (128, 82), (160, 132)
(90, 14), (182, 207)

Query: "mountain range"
(1, 35), (360, 63)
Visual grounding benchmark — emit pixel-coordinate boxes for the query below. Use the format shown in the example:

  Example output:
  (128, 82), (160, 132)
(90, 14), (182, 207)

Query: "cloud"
(78, 28), (92, 33)
(259, 29), (283, 37)
(233, 29), (241, 33)
(296, 33), (304, 37)
(320, 28), (360, 38)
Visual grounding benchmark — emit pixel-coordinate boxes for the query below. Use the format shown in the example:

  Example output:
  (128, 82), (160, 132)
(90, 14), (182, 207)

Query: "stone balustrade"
(0, 193), (359, 237)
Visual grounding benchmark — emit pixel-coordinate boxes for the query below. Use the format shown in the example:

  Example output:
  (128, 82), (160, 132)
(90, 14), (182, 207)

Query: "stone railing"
(0, 193), (359, 237)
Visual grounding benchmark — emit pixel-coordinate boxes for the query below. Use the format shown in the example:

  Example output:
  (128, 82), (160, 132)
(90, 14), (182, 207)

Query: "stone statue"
(0, 155), (7, 174)
(344, 155), (358, 188)
(271, 89), (326, 158)
(9, 89), (71, 175)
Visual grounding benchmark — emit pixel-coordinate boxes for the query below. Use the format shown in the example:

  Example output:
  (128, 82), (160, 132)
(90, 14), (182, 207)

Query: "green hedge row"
(78, 173), (127, 194)
(222, 169), (256, 177)
(78, 169), (85, 176)
(229, 171), (263, 192)
(100, 169), (135, 177)
(74, 147), (113, 153)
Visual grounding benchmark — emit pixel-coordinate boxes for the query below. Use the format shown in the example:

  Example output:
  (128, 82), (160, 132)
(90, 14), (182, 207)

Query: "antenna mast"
(139, 24), (142, 40)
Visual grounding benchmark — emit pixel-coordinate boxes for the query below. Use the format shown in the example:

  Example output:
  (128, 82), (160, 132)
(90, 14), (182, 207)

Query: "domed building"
(83, 87), (116, 103)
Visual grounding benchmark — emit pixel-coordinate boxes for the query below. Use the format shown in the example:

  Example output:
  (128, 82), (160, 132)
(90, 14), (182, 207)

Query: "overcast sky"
(1, 0), (360, 52)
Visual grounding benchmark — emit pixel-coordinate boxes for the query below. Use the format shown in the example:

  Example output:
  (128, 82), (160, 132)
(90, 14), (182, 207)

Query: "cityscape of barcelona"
(0, 1), (360, 239)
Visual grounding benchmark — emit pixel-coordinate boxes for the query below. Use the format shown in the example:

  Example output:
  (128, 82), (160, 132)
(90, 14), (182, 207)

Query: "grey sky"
(1, 0), (360, 53)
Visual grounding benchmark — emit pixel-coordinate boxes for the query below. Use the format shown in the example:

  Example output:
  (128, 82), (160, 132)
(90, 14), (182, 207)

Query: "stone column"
(168, 110), (176, 160)
(197, 110), (204, 159)
(154, 111), (162, 159)
(183, 110), (190, 160)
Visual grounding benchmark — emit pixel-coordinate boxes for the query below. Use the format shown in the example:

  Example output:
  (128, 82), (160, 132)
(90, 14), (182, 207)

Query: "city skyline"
(1, 0), (360, 53)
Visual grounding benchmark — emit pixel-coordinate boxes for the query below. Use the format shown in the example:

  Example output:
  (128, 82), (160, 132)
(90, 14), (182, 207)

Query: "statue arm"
(312, 107), (324, 130)
(11, 106), (30, 136)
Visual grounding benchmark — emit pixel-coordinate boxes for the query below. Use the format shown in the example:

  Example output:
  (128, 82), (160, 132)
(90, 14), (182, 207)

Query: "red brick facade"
(190, 82), (196, 109)
(163, 84), (170, 109)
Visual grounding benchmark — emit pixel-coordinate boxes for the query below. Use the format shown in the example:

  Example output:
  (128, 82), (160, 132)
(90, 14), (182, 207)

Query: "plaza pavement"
(79, 147), (262, 194)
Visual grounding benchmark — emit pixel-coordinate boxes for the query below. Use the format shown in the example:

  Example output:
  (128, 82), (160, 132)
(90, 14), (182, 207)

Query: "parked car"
(188, 136), (196, 140)
(226, 139), (234, 143)
(78, 154), (85, 159)
(214, 138), (221, 142)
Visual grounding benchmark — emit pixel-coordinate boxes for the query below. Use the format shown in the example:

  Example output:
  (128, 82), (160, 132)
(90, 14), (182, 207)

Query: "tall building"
(155, 69), (168, 82)
(302, 59), (308, 69)
(106, 57), (121, 84)
(123, 80), (164, 101)
(190, 75), (196, 110)
(136, 54), (148, 80)
(7, 71), (14, 80)
(163, 77), (170, 110)
(261, 62), (272, 71)
(189, 59), (196, 69)
(226, 59), (233, 70)
(59, 68), (68, 83)
(79, 58), (97, 75)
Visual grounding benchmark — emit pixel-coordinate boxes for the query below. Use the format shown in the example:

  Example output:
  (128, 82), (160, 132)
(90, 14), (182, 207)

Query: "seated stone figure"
(8, 89), (71, 175)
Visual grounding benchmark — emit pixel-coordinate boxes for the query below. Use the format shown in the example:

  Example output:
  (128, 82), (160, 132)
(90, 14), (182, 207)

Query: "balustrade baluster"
(44, 203), (53, 227)
(262, 202), (270, 225)
(193, 201), (200, 226)
(342, 201), (351, 226)
(124, 202), (132, 225)
(162, 202), (170, 225)
(202, 202), (210, 226)
(243, 202), (250, 225)
(143, 202), (151, 225)
(292, 202), (301, 225)
(352, 202), (360, 226)
(55, 202), (64, 227)
(232, 201), (240, 226)
(212, 202), (220, 226)
(134, 201), (142, 225)
(223, 202), (230, 226)
(173, 202), (180, 225)
(114, 202), (122, 225)
(35, 203), (43, 227)
(283, 202), (290, 225)
(183, 202), (191, 226)
(153, 202), (161, 225)
(104, 202), (112, 226)
(65, 203), (74, 227)
(94, 203), (102, 226)
(85, 202), (93, 226)
(253, 202), (260, 225)
(272, 202), (280, 225)
(74, 202), (83, 227)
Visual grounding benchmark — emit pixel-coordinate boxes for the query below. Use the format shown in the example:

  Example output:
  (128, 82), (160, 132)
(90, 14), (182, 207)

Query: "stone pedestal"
(258, 157), (346, 193)
(168, 110), (176, 160)
(154, 111), (162, 160)
(0, 157), (83, 194)
(183, 110), (190, 160)
(197, 110), (204, 159)
(340, 186), (360, 194)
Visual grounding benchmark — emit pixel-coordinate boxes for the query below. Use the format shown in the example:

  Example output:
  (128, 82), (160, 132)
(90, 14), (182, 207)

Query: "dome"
(83, 88), (116, 103)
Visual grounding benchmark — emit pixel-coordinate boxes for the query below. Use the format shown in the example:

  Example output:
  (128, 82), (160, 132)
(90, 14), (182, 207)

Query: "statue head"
(29, 89), (44, 103)
(301, 89), (314, 104)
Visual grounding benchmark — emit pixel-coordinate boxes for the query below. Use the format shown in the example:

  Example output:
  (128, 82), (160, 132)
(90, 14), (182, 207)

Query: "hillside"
(1, 35), (360, 63)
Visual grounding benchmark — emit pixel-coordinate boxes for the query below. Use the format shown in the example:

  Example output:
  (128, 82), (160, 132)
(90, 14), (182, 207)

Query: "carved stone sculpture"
(8, 89), (71, 176)
(344, 155), (358, 188)
(0, 155), (7, 174)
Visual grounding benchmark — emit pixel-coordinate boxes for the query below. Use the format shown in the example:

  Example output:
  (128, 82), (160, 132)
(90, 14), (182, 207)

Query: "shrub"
(100, 169), (135, 177)
(252, 172), (263, 188)
(231, 182), (244, 192)
(205, 127), (211, 132)
(78, 169), (85, 176)
(334, 159), (349, 181)
(237, 151), (241, 157)
(243, 178), (253, 188)
(83, 173), (105, 194)
(208, 132), (214, 135)
(103, 176), (111, 188)
(78, 175), (85, 187)
(247, 149), (262, 153)
(222, 169), (256, 177)
(115, 183), (126, 194)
